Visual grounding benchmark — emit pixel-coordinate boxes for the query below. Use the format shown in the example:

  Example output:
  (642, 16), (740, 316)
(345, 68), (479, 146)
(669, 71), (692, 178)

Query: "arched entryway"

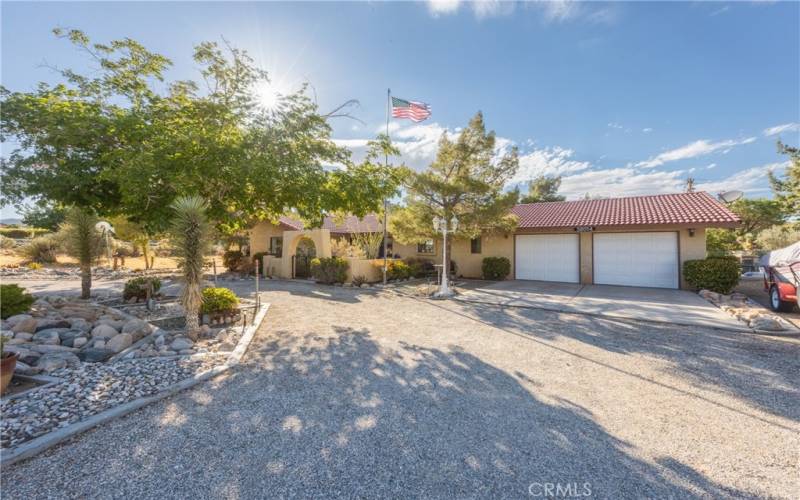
(293, 237), (317, 278)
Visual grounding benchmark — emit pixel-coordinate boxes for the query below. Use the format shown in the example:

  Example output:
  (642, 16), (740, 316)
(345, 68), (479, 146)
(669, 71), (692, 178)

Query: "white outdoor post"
(433, 215), (458, 297)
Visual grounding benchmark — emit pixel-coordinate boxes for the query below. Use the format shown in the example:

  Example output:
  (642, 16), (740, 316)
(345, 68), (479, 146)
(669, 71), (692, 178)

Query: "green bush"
(201, 287), (240, 314)
(223, 250), (244, 272)
(482, 257), (511, 280)
(310, 257), (349, 284)
(123, 276), (162, 301)
(18, 235), (59, 263)
(0, 227), (50, 239)
(387, 260), (411, 280)
(403, 257), (435, 278)
(683, 257), (741, 294)
(0, 284), (35, 319)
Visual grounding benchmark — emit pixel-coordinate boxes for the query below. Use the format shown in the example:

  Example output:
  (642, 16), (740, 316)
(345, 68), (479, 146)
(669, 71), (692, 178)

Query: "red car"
(760, 242), (800, 312)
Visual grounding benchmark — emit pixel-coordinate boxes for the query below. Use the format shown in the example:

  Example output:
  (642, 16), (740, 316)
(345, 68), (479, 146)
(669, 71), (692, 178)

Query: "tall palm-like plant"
(60, 208), (105, 299)
(168, 196), (212, 339)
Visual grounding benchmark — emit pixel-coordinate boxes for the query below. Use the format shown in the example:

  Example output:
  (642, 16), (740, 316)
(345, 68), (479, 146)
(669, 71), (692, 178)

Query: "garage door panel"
(515, 234), (579, 283)
(594, 232), (678, 289)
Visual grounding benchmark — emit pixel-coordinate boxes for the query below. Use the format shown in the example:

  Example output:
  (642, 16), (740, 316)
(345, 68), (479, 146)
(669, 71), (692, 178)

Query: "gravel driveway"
(2, 281), (798, 498)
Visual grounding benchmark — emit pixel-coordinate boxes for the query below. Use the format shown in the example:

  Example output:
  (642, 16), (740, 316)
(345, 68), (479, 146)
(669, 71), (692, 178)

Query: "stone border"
(0, 374), (64, 403)
(0, 301), (270, 467)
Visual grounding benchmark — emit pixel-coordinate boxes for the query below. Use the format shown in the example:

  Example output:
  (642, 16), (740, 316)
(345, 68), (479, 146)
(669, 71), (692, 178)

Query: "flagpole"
(382, 88), (390, 285)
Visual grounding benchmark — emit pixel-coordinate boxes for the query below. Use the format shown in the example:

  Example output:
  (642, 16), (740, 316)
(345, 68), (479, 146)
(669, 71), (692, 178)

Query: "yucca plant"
(59, 208), (105, 299)
(168, 196), (212, 339)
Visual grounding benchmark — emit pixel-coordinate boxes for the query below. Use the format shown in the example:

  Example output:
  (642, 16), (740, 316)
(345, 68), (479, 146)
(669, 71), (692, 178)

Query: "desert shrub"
(482, 257), (511, 280)
(0, 284), (35, 319)
(331, 238), (365, 258)
(114, 241), (138, 258)
(403, 257), (435, 278)
(123, 276), (162, 301)
(387, 260), (411, 280)
(27, 262), (43, 270)
(0, 235), (15, 250)
(223, 250), (244, 272)
(18, 235), (59, 263)
(310, 257), (349, 284)
(683, 257), (740, 294)
(0, 227), (49, 239)
(201, 287), (240, 314)
(756, 224), (800, 251)
(351, 275), (366, 287)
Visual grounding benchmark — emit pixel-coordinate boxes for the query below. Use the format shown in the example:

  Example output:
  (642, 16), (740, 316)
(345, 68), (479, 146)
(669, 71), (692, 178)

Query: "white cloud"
(763, 122), (800, 137)
(694, 161), (788, 196)
(510, 147), (592, 185)
(642, 127), (653, 133)
(427, 0), (461, 16)
(537, 0), (581, 22)
(706, 163), (717, 169)
(558, 168), (686, 199)
(332, 138), (370, 149)
(710, 5), (730, 16)
(607, 122), (623, 130)
(634, 137), (756, 168)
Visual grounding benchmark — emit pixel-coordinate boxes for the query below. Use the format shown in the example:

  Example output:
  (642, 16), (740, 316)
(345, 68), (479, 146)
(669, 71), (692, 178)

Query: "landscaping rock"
(106, 333), (133, 353)
(32, 329), (64, 345)
(36, 352), (80, 372)
(170, 337), (194, 351)
(121, 319), (151, 342)
(72, 337), (88, 349)
(750, 315), (785, 331)
(11, 317), (38, 334)
(34, 320), (71, 332)
(4, 314), (32, 328)
(67, 318), (92, 333)
(13, 332), (33, 341)
(29, 344), (79, 354)
(0, 330), (13, 340)
(91, 324), (119, 340)
(13, 361), (41, 376)
(76, 348), (115, 363)
(94, 340), (106, 349)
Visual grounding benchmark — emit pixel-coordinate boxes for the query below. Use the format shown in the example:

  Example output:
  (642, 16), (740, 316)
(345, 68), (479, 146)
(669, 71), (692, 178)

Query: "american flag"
(391, 96), (431, 122)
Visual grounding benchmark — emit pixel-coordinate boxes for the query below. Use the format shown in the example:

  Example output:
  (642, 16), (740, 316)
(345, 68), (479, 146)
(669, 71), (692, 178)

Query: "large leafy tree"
(706, 198), (787, 254)
(1, 29), (392, 235)
(770, 141), (800, 215)
(520, 175), (565, 203)
(390, 112), (519, 259)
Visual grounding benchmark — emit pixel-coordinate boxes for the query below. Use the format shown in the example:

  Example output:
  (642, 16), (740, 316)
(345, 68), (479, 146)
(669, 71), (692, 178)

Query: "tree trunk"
(184, 308), (199, 341)
(81, 264), (91, 300)
(141, 244), (150, 270)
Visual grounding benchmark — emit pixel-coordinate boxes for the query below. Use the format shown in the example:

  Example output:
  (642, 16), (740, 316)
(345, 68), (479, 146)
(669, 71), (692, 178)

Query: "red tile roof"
(278, 214), (384, 233)
(511, 192), (740, 229)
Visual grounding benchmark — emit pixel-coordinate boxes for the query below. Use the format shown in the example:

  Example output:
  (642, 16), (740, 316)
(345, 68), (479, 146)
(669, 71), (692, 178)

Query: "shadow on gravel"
(443, 299), (800, 424)
(6, 327), (754, 499)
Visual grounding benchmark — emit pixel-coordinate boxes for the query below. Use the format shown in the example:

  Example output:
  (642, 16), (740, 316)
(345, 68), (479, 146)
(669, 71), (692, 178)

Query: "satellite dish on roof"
(718, 190), (743, 204)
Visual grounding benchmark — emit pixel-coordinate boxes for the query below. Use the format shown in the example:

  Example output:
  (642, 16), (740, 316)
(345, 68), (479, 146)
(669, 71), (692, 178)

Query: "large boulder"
(91, 324), (119, 340)
(11, 317), (38, 334)
(67, 318), (93, 333)
(121, 319), (152, 342)
(32, 329), (64, 345)
(170, 336), (194, 351)
(35, 320), (71, 332)
(106, 333), (133, 353)
(4, 314), (32, 328)
(35, 351), (80, 372)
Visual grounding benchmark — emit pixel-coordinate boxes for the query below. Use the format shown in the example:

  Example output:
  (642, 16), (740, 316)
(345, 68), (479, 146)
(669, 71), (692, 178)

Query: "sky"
(2, 1), (799, 219)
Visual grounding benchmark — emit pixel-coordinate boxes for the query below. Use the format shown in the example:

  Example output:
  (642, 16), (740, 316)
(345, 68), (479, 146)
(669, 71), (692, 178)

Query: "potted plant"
(1, 337), (18, 394)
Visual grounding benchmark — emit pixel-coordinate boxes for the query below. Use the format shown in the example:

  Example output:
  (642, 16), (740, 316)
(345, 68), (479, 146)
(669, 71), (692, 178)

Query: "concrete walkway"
(457, 280), (749, 331)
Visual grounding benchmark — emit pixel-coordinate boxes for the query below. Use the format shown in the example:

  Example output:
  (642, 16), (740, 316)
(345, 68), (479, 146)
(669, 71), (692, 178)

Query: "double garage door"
(515, 232), (679, 289)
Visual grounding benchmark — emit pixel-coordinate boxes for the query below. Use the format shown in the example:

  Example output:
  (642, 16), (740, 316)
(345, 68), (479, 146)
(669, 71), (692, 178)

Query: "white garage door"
(593, 232), (679, 289)
(515, 234), (580, 283)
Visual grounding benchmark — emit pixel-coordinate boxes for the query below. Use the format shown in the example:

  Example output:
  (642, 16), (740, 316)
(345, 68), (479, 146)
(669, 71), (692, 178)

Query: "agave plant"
(168, 196), (212, 339)
(59, 208), (105, 299)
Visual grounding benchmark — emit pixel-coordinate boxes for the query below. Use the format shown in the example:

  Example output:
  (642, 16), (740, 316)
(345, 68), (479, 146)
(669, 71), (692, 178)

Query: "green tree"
(705, 198), (787, 254)
(756, 224), (800, 251)
(520, 175), (566, 203)
(59, 207), (105, 299)
(21, 202), (67, 231)
(390, 112), (520, 265)
(107, 216), (155, 269)
(1, 29), (392, 235)
(770, 141), (800, 215)
(168, 196), (212, 339)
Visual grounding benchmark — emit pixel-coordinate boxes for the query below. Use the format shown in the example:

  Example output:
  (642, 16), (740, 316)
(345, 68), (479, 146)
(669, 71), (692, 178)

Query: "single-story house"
(249, 191), (740, 290)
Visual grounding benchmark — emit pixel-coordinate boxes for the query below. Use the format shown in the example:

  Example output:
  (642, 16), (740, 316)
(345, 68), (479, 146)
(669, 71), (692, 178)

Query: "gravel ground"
(1, 280), (798, 498)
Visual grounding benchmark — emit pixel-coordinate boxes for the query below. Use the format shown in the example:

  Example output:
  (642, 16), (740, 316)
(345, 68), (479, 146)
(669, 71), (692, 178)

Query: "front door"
(293, 238), (316, 278)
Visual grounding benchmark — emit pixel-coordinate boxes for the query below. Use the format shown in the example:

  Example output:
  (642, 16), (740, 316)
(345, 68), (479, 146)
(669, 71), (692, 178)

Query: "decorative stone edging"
(0, 302), (270, 467)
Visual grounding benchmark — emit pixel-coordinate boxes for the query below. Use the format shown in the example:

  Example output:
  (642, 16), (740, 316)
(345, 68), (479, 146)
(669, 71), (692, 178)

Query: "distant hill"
(0, 218), (23, 226)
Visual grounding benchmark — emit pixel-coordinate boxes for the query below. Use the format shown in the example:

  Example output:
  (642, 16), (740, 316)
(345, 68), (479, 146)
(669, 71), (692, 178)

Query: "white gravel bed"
(1, 356), (226, 449)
